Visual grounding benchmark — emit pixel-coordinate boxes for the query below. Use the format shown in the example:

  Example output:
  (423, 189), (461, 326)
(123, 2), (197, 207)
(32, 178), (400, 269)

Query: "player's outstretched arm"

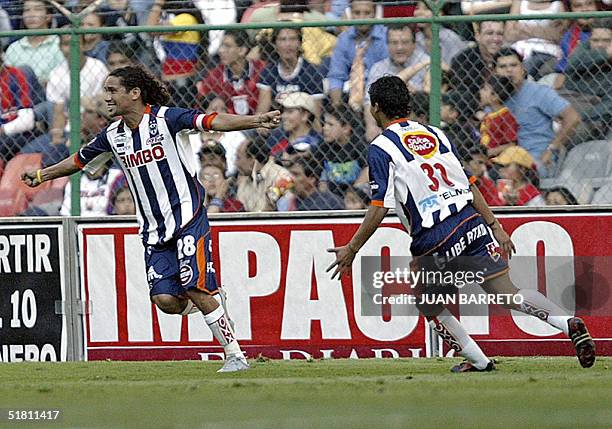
(21, 155), (81, 188)
(470, 184), (516, 258)
(327, 205), (389, 280)
(210, 111), (281, 132)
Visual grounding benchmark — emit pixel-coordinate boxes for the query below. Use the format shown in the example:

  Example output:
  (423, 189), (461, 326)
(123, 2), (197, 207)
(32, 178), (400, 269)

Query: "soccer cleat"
(217, 355), (250, 373)
(451, 360), (496, 373)
(568, 317), (596, 368)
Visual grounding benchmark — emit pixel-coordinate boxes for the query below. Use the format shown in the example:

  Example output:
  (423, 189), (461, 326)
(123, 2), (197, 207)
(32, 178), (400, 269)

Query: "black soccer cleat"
(568, 317), (596, 368)
(451, 360), (496, 373)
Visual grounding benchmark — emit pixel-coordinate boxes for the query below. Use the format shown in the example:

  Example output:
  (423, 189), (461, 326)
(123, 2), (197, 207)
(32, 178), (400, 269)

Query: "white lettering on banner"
(372, 348), (400, 358)
(510, 222), (575, 337)
(352, 227), (420, 341)
(219, 232), (281, 340)
(0, 234), (51, 273)
(86, 235), (118, 342)
(280, 350), (312, 360)
(281, 231), (351, 340)
(198, 352), (224, 361)
(0, 344), (57, 362)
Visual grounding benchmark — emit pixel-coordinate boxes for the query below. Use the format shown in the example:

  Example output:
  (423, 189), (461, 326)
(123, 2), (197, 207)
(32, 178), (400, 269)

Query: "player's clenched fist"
(257, 110), (282, 129)
(21, 169), (44, 187)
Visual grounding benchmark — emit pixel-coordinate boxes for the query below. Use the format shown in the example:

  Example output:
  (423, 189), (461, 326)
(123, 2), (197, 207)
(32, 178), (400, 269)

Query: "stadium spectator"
(409, 91), (429, 123)
(563, 19), (612, 142)
(267, 92), (322, 157)
(364, 24), (430, 140)
(4, 0), (63, 85)
(460, 0), (512, 14)
(245, 0), (336, 66)
(107, 174), (136, 215)
(0, 5), (11, 50)
(460, 146), (504, 206)
(0, 53), (36, 163)
(287, 156), (344, 211)
(494, 47), (580, 177)
(198, 140), (228, 175)
(479, 75), (519, 157)
(42, 33), (108, 162)
(194, 0), (237, 57)
(200, 163), (244, 213)
(343, 184), (370, 209)
(505, 0), (567, 80)
(235, 137), (296, 211)
(555, 0), (598, 80)
(545, 186), (579, 205)
(440, 91), (479, 154)
(82, 12), (110, 64)
(146, 0), (205, 93)
(413, 1), (467, 66)
(106, 41), (134, 72)
(314, 103), (367, 195)
(256, 27), (324, 114)
(197, 30), (264, 115)
(449, 21), (504, 118)
(327, 0), (388, 108)
(493, 146), (544, 206)
(194, 92), (247, 176)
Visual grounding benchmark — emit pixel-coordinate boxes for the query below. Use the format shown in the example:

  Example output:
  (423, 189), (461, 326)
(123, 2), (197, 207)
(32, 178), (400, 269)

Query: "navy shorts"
(410, 205), (509, 280)
(144, 209), (219, 297)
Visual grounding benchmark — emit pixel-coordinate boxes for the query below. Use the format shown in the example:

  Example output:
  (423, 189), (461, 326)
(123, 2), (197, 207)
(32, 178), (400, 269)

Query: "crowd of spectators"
(0, 0), (611, 216)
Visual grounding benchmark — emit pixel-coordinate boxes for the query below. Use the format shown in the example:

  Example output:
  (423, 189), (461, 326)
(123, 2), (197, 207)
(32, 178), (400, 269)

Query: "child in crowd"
(479, 75), (519, 157)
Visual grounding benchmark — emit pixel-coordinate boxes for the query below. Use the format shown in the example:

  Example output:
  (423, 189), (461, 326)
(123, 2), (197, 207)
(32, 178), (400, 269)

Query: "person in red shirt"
(197, 30), (264, 115)
(0, 57), (35, 163)
(461, 147), (504, 206)
(479, 75), (519, 157)
(493, 146), (544, 206)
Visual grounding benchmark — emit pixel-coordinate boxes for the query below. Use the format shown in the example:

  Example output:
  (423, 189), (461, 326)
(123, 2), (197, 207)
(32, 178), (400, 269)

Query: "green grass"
(0, 357), (610, 429)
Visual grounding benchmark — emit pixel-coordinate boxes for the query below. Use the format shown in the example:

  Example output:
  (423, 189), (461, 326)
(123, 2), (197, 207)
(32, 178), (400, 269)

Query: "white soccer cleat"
(217, 355), (250, 373)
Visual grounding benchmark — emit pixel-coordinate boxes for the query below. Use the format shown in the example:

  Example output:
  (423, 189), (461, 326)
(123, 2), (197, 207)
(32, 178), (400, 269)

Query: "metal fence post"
(69, 18), (82, 216)
(426, 0), (445, 128)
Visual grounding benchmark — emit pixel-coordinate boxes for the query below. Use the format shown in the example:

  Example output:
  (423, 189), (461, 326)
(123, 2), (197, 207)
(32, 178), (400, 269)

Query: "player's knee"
(151, 294), (185, 314)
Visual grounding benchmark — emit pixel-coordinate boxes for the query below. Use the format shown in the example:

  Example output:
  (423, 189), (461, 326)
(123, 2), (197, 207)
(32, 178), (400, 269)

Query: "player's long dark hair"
(109, 66), (171, 106)
(368, 75), (411, 119)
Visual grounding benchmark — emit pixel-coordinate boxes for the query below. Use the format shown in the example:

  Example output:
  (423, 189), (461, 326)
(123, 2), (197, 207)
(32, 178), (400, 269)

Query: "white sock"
(429, 309), (490, 370)
(203, 305), (243, 358)
(516, 289), (571, 335)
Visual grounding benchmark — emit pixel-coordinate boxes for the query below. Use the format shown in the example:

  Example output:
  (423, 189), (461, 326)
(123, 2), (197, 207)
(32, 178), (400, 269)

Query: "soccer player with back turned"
(22, 66), (282, 372)
(328, 76), (595, 371)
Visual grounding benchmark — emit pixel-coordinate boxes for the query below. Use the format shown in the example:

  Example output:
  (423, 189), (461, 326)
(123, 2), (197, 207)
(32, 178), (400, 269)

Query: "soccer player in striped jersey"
(22, 65), (282, 372)
(328, 76), (595, 371)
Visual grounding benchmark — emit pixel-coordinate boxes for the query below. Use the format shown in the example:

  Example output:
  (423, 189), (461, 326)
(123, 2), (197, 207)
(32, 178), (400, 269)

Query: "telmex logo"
(120, 146), (166, 168)
(402, 131), (438, 158)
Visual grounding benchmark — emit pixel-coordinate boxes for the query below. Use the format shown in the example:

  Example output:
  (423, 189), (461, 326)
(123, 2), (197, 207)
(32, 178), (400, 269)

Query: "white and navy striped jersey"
(369, 119), (475, 237)
(75, 105), (218, 245)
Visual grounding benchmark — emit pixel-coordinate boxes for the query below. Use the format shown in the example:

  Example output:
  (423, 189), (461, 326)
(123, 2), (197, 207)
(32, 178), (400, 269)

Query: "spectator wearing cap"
(288, 157), (344, 211)
(494, 47), (580, 178)
(449, 21), (504, 118)
(493, 146), (544, 206)
(460, 146), (504, 206)
(313, 103), (368, 196)
(200, 163), (244, 213)
(4, 0), (64, 85)
(364, 23), (430, 140)
(256, 27), (325, 115)
(563, 19), (612, 142)
(327, 0), (388, 107)
(197, 30), (264, 116)
(440, 91), (479, 155)
(479, 75), (519, 157)
(235, 137), (296, 211)
(0, 51), (36, 163)
(267, 92), (322, 157)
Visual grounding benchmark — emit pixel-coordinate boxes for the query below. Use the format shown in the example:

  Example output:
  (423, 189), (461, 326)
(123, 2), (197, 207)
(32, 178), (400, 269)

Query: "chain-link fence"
(0, 0), (610, 216)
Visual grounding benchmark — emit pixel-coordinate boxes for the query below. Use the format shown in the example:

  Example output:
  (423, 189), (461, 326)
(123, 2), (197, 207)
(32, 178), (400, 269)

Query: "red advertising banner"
(78, 212), (612, 361)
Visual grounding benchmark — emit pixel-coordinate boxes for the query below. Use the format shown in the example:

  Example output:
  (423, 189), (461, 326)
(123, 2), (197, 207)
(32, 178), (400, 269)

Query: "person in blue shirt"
(494, 48), (581, 178)
(287, 156), (344, 211)
(327, 0), (388, 106)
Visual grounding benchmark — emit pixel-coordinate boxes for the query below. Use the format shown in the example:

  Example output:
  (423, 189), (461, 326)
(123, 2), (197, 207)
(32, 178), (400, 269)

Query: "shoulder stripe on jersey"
(371, 200), (385, 207)
(382, 129), (414, 162)
(424, 125), (450, 154)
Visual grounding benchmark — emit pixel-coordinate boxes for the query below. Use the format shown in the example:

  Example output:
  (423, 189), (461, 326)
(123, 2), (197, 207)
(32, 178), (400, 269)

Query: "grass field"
(1, 357), (610, 429)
